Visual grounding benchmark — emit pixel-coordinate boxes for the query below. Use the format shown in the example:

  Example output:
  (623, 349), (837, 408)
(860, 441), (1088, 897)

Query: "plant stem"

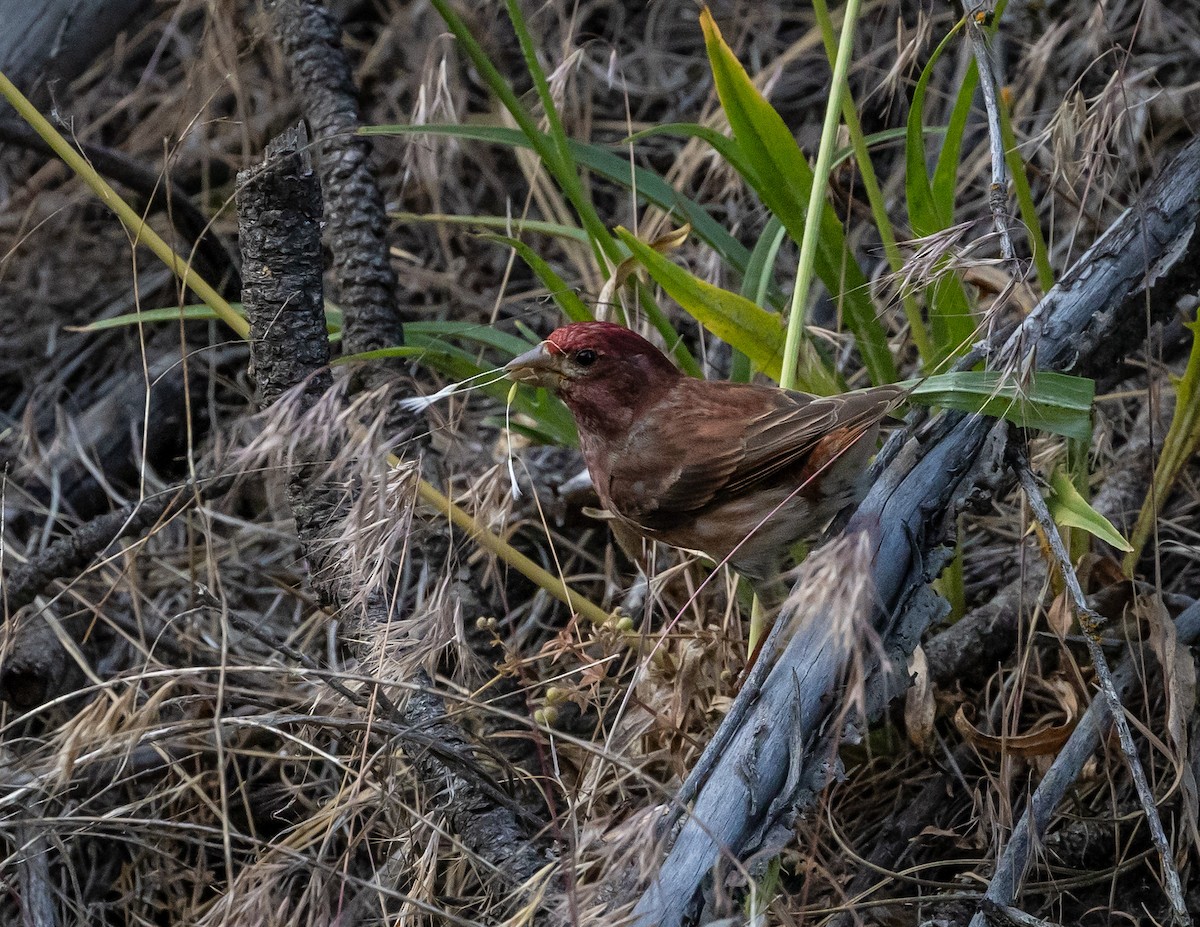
(781, 0), (863, 390)
(0, 70), (248, 340)
(811, 0), (931, 363)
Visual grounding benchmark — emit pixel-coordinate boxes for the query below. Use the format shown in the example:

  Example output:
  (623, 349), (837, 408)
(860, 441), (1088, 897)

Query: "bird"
(505, 321), (905, 587)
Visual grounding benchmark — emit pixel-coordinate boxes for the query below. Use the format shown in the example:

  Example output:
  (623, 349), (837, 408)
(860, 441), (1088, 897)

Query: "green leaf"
(931, 60), (979, 224)
(391, 211), (590, 244)
(73, 302), (344, 336)
(633, 278), (704, 378)
(905, 22), (964, 236)
(905, 370), (1095, 440)
(363, 123), (752, 276)
(481, 235), (594, 322)
(734, 215), (788, 381)
(615, 226), (839, 394)
(71, 304), (234, 331)
(1126, 317), (1200, 569)
(699, 10), (896, 385)
(1048, 469), (1133, 552)
(741, 215), (787, 309)
(627, 123), (925, 178)
(404, 321), (542, 357)
(623, 122), (755, 183)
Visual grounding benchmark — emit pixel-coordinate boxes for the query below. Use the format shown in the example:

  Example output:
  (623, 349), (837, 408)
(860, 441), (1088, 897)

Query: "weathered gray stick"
(627, 133), (1200, 927)
(968, 596), (1200, 926)
(961, 0), (1016, 263)
(1007, 454), (1192, 926)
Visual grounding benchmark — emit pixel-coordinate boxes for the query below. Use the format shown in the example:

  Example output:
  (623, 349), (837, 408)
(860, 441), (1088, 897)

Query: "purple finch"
(506, 322), (904, 582)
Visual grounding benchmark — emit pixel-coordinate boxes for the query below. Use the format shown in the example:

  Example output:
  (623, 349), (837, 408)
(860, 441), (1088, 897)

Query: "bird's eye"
(575, 348), (598, 367)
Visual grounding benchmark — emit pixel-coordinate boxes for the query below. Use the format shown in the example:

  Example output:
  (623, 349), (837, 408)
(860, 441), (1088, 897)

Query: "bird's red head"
(542, 321), (666, 362)
(506, 321), (682, 439)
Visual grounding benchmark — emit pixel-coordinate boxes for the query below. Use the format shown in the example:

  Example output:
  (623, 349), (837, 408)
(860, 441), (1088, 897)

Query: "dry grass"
(2, 0), (1199, 924)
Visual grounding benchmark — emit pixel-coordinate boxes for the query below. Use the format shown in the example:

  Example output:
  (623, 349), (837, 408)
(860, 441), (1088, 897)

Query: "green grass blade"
(931, 60), (979, 224)
(504, 0), (570, 168)
(633, 279), (704, 378)
(624, 122), (759, 183)
(741, 215), (787, 309)
(627, 122), (922, 176)
(904, 18), (976, 364)
(391, 211), (590, 244)
(905, 21), (964, 236)
(75, 304), (236, 331)
(1126, 317), (1200, 571)
(616, 226), (839, 394)
(74, 302), (347, 336)
(404, 320), (547, 356)
(364, 123), (752, 275)
(905, 369), (1094, 440)
(481, 234), (595, 322)
(734, 215), (788, 381)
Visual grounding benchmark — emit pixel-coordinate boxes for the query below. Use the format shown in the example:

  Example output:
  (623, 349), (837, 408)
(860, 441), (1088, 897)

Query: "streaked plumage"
(506, 322), (903, 581)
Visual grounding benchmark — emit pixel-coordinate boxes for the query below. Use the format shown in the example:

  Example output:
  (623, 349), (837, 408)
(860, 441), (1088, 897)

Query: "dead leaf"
(1047, 591), (1074, 639)
(647, 224), (692, 252)
(671, 638), (707, 728)
(962, 264), (1038, 314)
(597, 223), (691, 310)
(953, 703), (1077, 758)
(905, 646), (936, 752)
(1144, 596), (1196, 761)
(1143, 596), (1198, 854)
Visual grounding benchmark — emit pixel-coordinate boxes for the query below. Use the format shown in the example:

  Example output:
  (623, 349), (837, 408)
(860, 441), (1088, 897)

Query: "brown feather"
(508, 322), (905, 581)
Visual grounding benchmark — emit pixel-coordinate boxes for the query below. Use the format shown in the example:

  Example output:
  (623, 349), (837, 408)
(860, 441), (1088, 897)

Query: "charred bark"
(237, 129), (554, 915)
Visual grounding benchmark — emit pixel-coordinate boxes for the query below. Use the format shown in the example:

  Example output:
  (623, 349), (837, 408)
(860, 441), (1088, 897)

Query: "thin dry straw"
(399, 367), (525, 500)
(505, 382), (522, 499)
(397, 367), (511, 413)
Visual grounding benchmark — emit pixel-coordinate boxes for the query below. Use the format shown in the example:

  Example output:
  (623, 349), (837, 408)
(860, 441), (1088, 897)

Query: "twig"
(968, 598), (1200, 927)
(2, 477), (231, 616)
(15, 818), (57, 927)
(1011, 443), (1192, 927)
(236, 131), (556, 909)
(982, 901), (1067, 927)
(961, 1), (1016, 263)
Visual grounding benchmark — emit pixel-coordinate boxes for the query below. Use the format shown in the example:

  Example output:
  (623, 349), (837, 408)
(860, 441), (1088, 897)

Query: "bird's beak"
(505, 343), (564, 389)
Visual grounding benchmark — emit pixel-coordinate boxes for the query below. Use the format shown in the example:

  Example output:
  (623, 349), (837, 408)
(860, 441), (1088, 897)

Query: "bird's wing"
(607, 384), (902, 532)
(722, 386), (902, 496)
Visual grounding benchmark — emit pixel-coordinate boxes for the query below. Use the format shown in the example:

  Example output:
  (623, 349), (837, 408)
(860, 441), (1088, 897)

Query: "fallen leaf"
(954, 704), (1077, 758)
(1047, 591), (1073, 639)
(905, 646), (936, 752)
